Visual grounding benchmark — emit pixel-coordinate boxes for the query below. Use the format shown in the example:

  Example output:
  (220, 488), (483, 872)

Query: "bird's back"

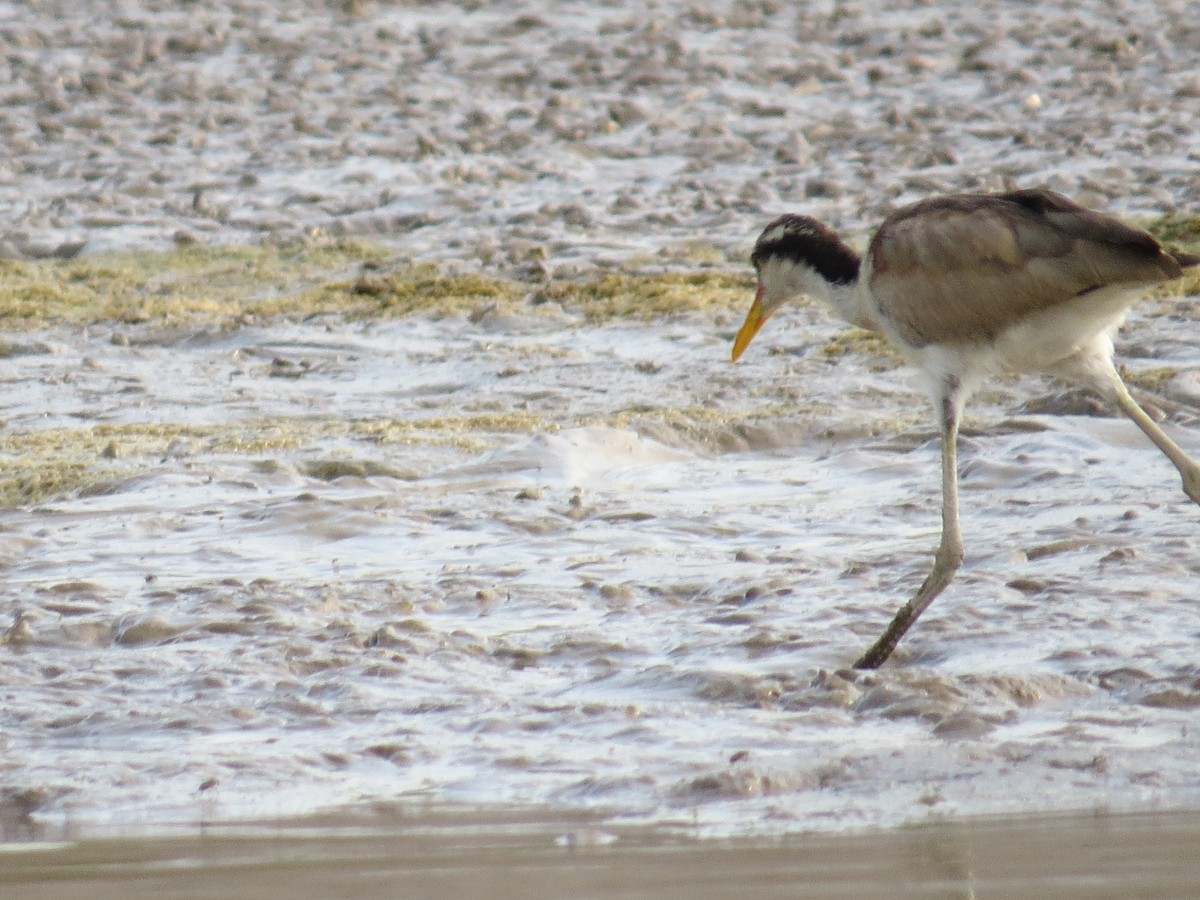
(867, 189), (1188, 349)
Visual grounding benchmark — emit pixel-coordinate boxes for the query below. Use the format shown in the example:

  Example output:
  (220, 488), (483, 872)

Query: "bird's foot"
(854, 632), (901, 670)
(853, 541), (963, 669)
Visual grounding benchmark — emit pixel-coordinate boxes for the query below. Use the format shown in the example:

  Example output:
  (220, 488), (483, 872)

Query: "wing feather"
(868, 190), (1182, 347)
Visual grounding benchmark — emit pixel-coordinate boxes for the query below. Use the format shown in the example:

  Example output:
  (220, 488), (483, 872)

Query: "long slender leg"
(1102, 375), (1200, 504)
(855, 381), (966, 669)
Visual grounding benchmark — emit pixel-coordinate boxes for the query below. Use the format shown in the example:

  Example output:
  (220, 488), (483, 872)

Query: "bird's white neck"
(759, 254), (877, 333)
(814, 276), (876, 332)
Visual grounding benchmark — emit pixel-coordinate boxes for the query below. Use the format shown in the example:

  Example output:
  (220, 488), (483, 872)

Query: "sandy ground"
(4, 805), (1200, 899)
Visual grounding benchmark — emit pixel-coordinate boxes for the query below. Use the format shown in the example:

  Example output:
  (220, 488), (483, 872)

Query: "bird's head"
(732, 214), (861, 361)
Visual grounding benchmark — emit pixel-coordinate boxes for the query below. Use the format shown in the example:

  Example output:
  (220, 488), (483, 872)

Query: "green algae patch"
(324, 266), (525, 318)
(0, 242), (757, 329)
(1122, 365), (1182, 392)
(538, 271), (754, 320)
(302, 459), (419, 481)
(0, 396), (819, 506)
(2, 220), (1185, 331)
(353, 412), (559, 451)
(313, 268), (754, 321)
(0, 241), (387, 330)
(0, 411), (562, 506)
(1148, 213), (1200, 248)
(818, 328), (902, 365)
(0, 460), (114, 507)
(0, 419), (331, 507)
(1146, 214), (1200, 298)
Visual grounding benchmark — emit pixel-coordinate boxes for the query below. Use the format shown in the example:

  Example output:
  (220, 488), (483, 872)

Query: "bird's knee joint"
(936, 543), (964, 571)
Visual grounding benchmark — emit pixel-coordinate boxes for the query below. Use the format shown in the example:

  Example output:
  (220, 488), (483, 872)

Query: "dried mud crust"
(0, 0), (1197, 270)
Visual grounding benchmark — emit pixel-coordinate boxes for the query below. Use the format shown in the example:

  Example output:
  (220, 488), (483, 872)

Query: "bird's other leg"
(855, 380), (966, 669)
(1101, 370), (1200, 505)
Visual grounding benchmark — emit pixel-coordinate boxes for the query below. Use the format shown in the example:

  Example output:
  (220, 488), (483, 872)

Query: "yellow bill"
(731, 284), (767, 362)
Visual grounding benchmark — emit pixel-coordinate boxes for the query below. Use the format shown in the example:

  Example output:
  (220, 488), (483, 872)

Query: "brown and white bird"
(732, 188), (1200, 669)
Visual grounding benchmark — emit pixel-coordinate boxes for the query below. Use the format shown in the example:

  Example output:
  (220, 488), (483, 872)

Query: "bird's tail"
(1173, 249), (1200, 270)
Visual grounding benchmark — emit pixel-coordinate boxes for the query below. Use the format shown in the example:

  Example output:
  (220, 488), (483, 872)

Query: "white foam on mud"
(2, 301), (1200, 837)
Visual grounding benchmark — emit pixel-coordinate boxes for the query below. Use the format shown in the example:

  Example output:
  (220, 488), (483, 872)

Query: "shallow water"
(2, 297), (1200, 836)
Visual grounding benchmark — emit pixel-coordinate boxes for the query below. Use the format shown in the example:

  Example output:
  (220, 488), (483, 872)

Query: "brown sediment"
(4, 804), (1200, 900)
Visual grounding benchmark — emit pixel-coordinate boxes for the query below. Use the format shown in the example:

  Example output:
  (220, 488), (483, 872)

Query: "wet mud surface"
(3, 295), (1200, 835)
(5, 806), (1200, 900)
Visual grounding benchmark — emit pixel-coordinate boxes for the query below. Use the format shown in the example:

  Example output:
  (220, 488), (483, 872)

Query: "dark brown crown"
(751, 214), (861, 286)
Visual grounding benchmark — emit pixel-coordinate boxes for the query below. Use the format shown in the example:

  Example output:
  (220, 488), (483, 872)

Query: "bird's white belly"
(900, 284), (1145, 396)
(991, 288), (1133, 373)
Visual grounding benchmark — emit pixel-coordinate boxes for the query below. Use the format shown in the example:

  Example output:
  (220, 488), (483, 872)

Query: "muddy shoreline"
(6, 804), (1200, 899)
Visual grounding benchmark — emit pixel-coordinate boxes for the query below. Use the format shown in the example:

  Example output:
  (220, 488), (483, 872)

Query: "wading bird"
(731, 188), (1200, 668)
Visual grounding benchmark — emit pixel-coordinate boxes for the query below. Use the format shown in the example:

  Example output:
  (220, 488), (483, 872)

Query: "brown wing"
(867, 189), (1184, 348)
